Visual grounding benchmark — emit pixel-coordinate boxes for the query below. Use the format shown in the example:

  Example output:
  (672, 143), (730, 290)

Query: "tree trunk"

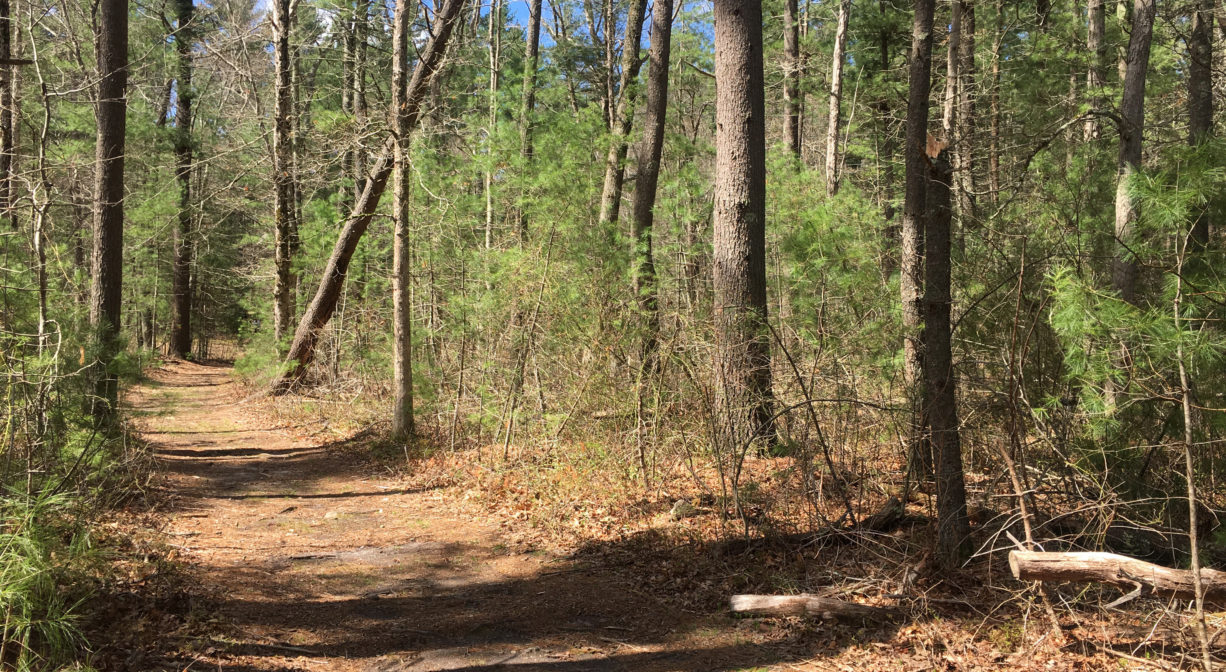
(0, 0), (12, 231)
(483, 0), (502, 255)
(90, 0), (128, 418)
(273, 0), (298, 346)
(275, 0), (465, 393)
(1085, 0), (1106, 139)
(391, 0), (414, 438)
(1009, 551), (1226, 606)
(596, 0), (648, 230)
(515, 0), (543, 241)
(1187, 0), (1213, 250)
(1111, 0), (1155, 306)
(954, 1), (975, 224)
(942, 0), (961, 136)
(825, 0), (850, 195)
(903, 0), (936, 474)
(171, 0), (195, 359)
(713, 0), (775, 447)
(783, 0), (801, 157)
(988, 1), (1001, 204)
(730, 595), (897, 621)
(630, 0), (672, 366)
(924, 147), (970, 568)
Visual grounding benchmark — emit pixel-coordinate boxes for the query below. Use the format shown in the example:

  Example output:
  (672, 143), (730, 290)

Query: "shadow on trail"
(188, 529), (904, 672)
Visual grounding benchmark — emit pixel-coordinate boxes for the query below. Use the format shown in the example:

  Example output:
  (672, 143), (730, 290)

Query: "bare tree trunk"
(1112, 0), (1155, 306)
(1085, 0), (1106, 139)
(352, 0), (369, 203)
(171, 0), (194, 358)
(391, 0), (414, 438)
(713, 0), (775, 447)
(783, 0), (801, 157)
(275, 0), (465, 392)
(1188, 0), (1213, 250)
(596, 0), (648, 230)
(630, 0), (672, 365)
(924, 147), (971, 568)
(903, 0), (936, 474)
(273, 0), (298, 346)
(825, 0), (850, 195)
(90, 0), (128, 418)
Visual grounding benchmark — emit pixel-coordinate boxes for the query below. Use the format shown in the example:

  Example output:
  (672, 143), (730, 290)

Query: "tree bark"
(171, 0), (195, 358)
(924, 147), (970, 568)
(1111, 0), (1155, 306)
(275, 0), (465, 393)
(273, 0), (298, 346)
(1009, 551), (1226, 606)
(903, 0), (936, 474)
(783, 0), (801, 157)
(630, 0), (672, 366)
(1187, 0), (1213, 250)
(825, 0), (850, 195)
(713, 0), (775, 447)
(391, 0), (414, 438)
(1085, 0), (1106, 139)
(942, 0), (961, 136)
(596, 0), (648, 230)
(90, 0), (128, 418)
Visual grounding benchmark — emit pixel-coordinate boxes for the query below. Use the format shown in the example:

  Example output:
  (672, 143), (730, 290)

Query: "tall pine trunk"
(713, 0), (775, 447)
(903, 0), (936, 474)
(924, 147), (971, 568)
(0, 0), (12, 230)
(275, 0), (465, 393)
(825, 0), (850, 195)
(90, 0), (128, 418)
(171, 0), (194, 358)
(596, 0), (648, 230)
(1188, 0), (1213, 249)
(630, 0), (673, 365)
(783, 0), (801, 157)
(515, 0), (542, 240)
(1085, 0), (1106, 139)
(1111, 0), (1155, 305)
(273, 0), (298, 345)
(391, 0), (414, 438)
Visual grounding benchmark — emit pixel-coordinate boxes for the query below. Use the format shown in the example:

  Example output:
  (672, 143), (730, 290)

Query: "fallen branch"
(1008, 550), (1226, 606)
(730, 594), (897, 621)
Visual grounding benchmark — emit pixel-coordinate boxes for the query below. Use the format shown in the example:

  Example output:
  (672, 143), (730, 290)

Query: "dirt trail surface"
(129, 361), (822, 672)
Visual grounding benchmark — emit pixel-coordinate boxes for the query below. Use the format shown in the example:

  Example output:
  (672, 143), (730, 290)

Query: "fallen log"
(1008, 550), (1226, 606)
(729, 594), (897, 621)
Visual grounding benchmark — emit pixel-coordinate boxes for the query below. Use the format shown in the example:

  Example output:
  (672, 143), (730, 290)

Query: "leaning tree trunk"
(391, 0), (414, 438)
(783, 0), (801, 157)
(274, 0), (465, 393)
(825, 0), (850, 195)
(272, 0), (298, 345)
(924, 146), (971, 568)
(1187, 0), (1213, 250)
(90, 0), (128, 418)
(596, 0), (648, 231)
(630, 0), (673, 366)
(1111, 0), (1155, 306)
(171, 0), (195, 358)
(903, 0), (937, 475)
(713, 0), (775, 448)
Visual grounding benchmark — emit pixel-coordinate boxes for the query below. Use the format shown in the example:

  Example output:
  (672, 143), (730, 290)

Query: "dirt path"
(129, 361), (815, 672)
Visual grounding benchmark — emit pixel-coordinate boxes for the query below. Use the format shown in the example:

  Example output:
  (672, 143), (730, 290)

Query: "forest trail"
(128, 361), (805, 672)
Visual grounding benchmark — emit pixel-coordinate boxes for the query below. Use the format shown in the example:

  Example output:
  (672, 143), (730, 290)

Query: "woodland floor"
(105, 360), (1191, 671)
